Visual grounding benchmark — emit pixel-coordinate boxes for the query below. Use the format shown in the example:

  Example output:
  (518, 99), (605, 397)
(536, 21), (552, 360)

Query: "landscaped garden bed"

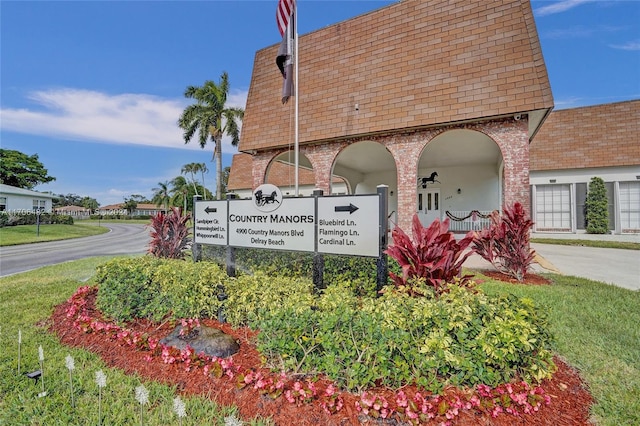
(50, 283), (593, 425)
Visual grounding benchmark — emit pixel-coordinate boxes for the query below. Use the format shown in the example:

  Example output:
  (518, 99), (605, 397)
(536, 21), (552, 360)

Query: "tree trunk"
(215, 136), (223, 199)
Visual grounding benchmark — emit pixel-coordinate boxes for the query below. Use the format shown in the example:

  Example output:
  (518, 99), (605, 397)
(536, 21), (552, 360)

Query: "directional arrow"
(334, 203), (359, 214)
(204, 206), (217, 214)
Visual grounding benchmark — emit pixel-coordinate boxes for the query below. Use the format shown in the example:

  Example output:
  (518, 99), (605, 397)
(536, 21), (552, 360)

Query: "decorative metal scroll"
(445, 210), (494, 222)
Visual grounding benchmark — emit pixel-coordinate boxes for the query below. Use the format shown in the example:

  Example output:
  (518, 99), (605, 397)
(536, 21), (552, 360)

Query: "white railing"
(445, 210), (493, 232)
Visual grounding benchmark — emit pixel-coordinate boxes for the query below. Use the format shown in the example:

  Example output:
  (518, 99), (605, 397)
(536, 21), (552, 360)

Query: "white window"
(32, 199), (46, 212)
(0, 196), (6, 211)
(619, 181), (640, 231)
(535, 184), (571, 231)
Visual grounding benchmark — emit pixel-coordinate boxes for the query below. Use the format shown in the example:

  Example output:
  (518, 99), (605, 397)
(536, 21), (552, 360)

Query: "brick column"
(304, 142), (348, 194)
(483, 119), (531, 213)
(383, 131), (435, 233)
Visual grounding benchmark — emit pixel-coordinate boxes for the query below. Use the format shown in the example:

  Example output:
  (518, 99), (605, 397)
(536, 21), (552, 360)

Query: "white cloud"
(609, 40), (640, 51)
(0, 88), (247, 152)
(534, 0), (594, 17)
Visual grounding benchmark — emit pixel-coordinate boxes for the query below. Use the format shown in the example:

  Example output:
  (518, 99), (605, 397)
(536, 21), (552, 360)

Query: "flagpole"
(294, 2), (299, 196)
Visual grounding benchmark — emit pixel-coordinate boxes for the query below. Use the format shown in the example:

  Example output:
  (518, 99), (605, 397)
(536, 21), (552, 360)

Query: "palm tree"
(170, 176), (190, 213)
(177, 72), (244, 200)
(181, 163), (200, 196)
(196, 163), (208, 200)
(151, 181), (171, 213)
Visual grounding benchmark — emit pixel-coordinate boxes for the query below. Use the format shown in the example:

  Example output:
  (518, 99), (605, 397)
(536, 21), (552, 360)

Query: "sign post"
(376, 185), (389, 293)
(193, 184), (389, 291)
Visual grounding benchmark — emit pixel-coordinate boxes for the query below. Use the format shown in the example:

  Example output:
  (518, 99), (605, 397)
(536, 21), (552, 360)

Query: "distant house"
(54, 205), (92, 219)
(0, 184), (54, 213)
(96, 203), (164, 217)
(530, 100), (640, 234)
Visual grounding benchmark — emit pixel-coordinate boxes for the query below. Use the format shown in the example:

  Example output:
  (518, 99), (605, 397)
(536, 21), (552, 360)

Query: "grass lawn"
(531, 238), (640, 251)
(0, 256), (271, 426)
(0, 223), (109, 246)
(478, 272), (640, 426)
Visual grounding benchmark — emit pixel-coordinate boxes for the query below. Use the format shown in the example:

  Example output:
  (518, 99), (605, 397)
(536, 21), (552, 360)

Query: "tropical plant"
(472, 202), (535, 282)
(147, 207), (191, 259)
(181, 163), (200, 196)
(170, 176), (190, 212)
(585, 177), (609, 234)
(177, 72), (244, 200)
(151, 181), (171, 213)
(384, 215), (474, 296)
(197, 163), (209, 199)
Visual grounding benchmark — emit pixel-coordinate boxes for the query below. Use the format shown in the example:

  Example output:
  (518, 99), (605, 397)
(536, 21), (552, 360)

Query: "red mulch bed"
(48, 287), (593, 426)
(477, 270), (553, 286)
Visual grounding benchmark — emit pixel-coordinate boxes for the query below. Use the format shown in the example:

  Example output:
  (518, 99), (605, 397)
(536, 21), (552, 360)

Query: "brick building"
(232, 0), (554, 232)
(530, 100), (640, 234)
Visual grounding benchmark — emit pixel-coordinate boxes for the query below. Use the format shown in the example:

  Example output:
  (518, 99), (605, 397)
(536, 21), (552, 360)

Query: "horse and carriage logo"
(253, 184), (283, 213)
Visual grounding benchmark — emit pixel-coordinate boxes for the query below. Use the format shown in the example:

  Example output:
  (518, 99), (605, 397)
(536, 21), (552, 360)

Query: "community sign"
(194, 184), (385, 258)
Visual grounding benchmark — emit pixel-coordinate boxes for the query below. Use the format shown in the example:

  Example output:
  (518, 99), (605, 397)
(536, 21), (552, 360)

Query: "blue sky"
(1, 0), (639, 206)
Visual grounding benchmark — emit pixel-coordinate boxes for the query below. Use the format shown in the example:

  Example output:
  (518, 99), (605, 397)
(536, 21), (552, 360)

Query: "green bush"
(224, 271), (316, 326)
(586, 176), (609, 234)
(95, 256), (556, 394)
(1, 212), (74, 226)
(225, 276), (556, 393)
(95, 256), (227, 323)
(201, 245), (380, 297)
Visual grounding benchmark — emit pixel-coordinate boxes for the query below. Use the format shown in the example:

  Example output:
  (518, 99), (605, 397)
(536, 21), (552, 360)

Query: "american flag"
(276, 0), (295, 37)
(276, 0), (295, 103)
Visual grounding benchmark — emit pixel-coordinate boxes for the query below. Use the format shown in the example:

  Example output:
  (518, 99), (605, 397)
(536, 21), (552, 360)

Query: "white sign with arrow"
(194, 201), (228, 245)
(317, 195), (380, 257)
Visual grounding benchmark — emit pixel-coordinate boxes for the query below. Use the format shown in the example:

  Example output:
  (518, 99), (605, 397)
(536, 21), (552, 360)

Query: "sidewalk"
(463, 233), (640, 291)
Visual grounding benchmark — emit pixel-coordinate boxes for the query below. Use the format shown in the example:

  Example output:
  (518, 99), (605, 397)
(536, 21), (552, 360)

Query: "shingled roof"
(530, 100), (640, 171)
(239, 0), (553, 153)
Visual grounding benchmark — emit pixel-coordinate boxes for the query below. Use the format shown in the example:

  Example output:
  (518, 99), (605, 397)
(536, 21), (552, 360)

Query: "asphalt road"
(0, 223), (150, 277)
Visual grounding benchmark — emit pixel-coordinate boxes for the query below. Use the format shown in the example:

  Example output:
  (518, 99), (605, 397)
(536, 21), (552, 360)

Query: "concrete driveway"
(531, 243), (640, 291)
(464, 241), (640, 291)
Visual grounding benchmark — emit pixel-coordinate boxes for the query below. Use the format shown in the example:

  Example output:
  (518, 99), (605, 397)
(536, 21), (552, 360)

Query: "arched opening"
(265, 151), (347, 196)
(332, 141), (398, 222)
(417, 129), (503, 231)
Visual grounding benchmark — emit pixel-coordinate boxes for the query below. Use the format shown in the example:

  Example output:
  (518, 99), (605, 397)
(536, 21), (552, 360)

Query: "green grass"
(0, 257), (273, 426)
(0, 223), (109, 246)
(478, 272), (640, 426)
(531, 238), (640, 250)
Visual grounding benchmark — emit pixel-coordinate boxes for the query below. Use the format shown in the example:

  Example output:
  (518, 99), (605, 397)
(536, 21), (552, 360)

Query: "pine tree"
(585, 177), (609, 234)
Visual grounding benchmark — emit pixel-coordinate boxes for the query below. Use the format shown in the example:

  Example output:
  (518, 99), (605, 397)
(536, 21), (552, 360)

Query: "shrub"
(96, 256), (164, 323)
(0, 211), (8, 227)
(201, 245), (380, 297)
(472, 202), (535, 282)
(585, 177), (609, 234)
(224, 271), (316, 326)
(384, 214), (474, 296)
(0, 212), (74, 226)
(95, 256), (227, 323)
(147, 207), (191, 259)
(241, 280), (556, 393)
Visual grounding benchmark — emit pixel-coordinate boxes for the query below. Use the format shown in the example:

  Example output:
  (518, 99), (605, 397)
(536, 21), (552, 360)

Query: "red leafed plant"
(384, 214), (474, 296)
(472, 202), (535, 282)
(147, 207), (191, 259)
